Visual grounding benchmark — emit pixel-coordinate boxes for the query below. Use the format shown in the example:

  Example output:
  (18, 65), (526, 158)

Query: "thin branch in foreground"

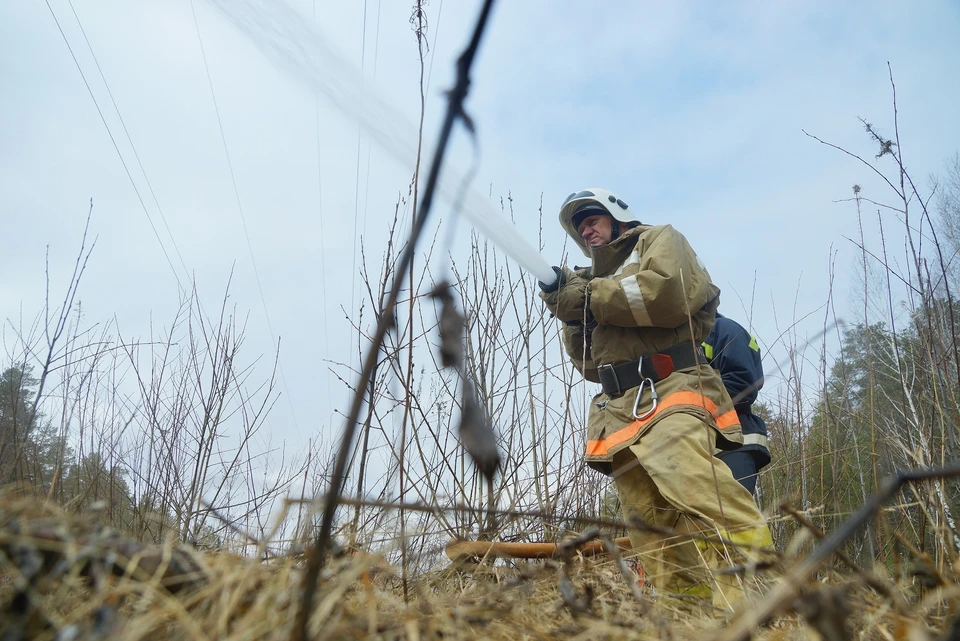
(713, 462), (960, 641)
(293, 3), (498, 640)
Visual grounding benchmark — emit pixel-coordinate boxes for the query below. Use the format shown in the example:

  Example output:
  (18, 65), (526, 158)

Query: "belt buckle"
(598, 363), (620, 396)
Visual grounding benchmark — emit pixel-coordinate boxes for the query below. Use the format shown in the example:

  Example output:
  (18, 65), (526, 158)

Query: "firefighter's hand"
(553, 270), (590, 323)
(538, 266), (566, 293)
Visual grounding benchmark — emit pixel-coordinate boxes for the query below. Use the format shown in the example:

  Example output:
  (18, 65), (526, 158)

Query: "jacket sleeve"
(587, 225), (718, 328)
(705, 317), (763, 408)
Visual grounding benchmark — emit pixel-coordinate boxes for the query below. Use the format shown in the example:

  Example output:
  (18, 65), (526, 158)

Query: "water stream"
(205, 0), (558, 286)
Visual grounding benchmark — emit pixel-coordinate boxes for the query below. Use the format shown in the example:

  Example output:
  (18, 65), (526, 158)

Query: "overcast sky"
(3, 0), (959, 458)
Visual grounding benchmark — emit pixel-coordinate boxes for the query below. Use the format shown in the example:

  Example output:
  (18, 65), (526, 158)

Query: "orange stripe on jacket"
(585, 391), (739, 457)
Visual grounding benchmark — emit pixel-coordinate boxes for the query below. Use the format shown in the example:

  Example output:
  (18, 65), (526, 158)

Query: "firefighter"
(538, 188), (774, 610)
(705, 314), (772, 496)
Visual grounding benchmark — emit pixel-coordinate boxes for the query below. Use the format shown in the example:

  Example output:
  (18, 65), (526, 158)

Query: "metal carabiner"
(632, 377), (659, 420)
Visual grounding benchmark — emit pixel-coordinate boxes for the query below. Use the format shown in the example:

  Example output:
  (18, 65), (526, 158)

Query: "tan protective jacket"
(541, 224), (743, 471)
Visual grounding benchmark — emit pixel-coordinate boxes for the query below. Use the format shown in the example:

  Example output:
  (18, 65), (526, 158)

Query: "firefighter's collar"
(589, 225), (647, 277)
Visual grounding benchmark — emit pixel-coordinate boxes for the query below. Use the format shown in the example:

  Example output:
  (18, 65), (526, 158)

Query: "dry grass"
(1, 495), (957, 641)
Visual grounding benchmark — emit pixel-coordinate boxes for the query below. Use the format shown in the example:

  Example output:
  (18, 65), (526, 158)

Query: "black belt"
(597, 343), (707, 396)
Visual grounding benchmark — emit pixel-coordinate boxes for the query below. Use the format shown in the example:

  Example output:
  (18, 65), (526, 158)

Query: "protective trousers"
(611, 411), (774, 612)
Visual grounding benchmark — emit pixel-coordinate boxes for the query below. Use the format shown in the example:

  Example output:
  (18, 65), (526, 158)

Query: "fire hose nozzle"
(538, 266), (566, 293)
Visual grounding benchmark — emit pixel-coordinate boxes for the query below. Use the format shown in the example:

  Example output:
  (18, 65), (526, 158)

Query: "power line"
(48, 0), (302, 443)
(65, 0), (191, 285)
(349, 0), (370, 362)
(43, 0), (185, 293)
(313, 0), (333, 418)
(359, 0), (383, 250)
(189, 0), (300, 431)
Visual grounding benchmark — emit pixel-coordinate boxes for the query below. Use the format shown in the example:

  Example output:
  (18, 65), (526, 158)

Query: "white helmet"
(558, 188), (641, 256)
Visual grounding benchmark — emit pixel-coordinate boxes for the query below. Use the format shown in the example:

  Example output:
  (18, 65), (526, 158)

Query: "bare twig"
(714, 463), (960, 641)
(293, 3), (498, 639)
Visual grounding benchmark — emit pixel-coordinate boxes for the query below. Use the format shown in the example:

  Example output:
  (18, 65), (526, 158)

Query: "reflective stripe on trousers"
(586, 390), (739, 457)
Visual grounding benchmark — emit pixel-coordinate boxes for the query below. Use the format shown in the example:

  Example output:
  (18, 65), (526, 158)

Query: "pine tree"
(0, 365), (38, 484)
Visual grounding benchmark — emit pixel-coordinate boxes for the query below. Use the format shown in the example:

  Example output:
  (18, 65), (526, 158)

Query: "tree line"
(762, 150), (960, 574)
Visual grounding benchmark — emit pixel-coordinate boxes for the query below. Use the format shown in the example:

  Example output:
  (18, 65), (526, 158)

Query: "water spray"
(206, 0), (558, 286)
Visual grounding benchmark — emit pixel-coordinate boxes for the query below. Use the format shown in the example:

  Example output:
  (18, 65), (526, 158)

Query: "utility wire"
(349, 0), (370, 361)
(65, 0), (191, 285)
(313, 0), (333, 423)
(44, 0), (184, 293)
(189, 0), (300, 431)
(359, 0), (383, 242)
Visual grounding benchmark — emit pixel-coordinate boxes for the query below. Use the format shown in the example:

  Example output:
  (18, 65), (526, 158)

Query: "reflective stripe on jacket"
(702, 314), (772, 469)
(540, 224), (743, 469)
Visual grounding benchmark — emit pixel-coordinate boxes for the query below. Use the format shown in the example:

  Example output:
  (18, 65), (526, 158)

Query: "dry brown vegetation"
(1, 491), (958, 640)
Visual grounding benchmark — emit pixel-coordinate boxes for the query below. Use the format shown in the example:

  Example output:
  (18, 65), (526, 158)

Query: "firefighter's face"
(577, 214), (613, 247)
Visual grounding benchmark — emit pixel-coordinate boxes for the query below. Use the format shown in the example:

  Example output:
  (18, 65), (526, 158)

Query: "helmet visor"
(562, 190), (596, 206)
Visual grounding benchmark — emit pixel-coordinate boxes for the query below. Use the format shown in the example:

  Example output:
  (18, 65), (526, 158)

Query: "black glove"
(538, 266), (566, 293)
